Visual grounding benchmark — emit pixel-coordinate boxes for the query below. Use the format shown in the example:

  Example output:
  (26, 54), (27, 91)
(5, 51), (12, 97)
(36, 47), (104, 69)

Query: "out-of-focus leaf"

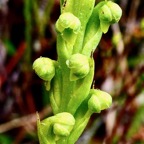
(140, 18), (144, 31)
(112, 134), (120, 144)
(128, 55), (144, 68)
(0, 134), (13, 144)
(126, 104), (144, 139)
(4, 39), (16, 56)
(141, 74), (144, 81)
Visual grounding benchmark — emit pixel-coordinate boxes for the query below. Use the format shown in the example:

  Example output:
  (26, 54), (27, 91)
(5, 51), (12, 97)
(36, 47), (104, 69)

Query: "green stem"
(23, 0), (32, 70)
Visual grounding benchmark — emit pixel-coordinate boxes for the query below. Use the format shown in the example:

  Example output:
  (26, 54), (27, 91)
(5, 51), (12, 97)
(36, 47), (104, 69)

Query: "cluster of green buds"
(33, 0), (122, 143)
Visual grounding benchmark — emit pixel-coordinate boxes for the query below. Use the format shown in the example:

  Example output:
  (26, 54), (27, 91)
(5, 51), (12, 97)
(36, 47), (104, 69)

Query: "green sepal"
(107, 1), (122, 23)
(53, 123), (71, 137)
(88, 94), (101, 113)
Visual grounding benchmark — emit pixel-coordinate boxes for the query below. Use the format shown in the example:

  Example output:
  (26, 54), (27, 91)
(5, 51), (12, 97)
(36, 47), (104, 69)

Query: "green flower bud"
(33, 57), (55, 81)
(53, 112), (75, 137)
(56, 12), (81, 47)
(99, 1), (122, 33)
(107, 1), (122, 23)
(88, 89), (112, 113)
(66, 53), (90, 81)
(56, 12), (81, 34)
(54, 123), (72, 137)
(37, 112), (75, 143)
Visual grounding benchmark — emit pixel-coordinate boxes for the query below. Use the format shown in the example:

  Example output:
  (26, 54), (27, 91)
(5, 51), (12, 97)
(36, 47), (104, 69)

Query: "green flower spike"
(33, 0), (122, 143)
(66, 53), (90, 81)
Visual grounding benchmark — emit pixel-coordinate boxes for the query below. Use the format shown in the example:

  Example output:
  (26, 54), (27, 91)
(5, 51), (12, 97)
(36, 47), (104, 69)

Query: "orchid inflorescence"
(33, 0), (122, 143)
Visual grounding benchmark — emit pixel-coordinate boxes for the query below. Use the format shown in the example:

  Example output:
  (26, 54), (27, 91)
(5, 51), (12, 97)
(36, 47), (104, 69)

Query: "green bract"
(33, 0), (122, 143)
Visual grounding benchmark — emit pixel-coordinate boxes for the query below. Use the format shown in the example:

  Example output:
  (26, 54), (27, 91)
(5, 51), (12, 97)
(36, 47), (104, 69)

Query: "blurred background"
(0, 0), (144, 143)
